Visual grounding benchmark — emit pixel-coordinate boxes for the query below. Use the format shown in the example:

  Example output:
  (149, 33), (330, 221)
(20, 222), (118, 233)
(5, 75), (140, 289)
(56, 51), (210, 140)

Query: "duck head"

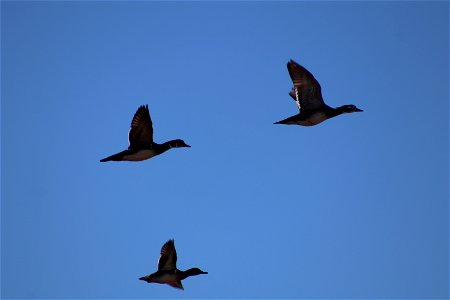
(188, 268), (208, 275)
(337, 104), (363, 113)
(168, 139), (191, 148)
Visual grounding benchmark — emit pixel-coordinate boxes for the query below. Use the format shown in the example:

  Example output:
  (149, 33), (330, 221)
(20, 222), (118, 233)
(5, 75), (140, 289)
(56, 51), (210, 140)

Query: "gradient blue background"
(1, 1), (448, 299)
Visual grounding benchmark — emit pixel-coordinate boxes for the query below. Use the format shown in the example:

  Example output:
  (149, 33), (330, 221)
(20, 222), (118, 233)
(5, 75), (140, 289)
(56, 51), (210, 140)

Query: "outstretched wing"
(128, 105), (153, 149)
(287, 59), (325, 111)
(157, 239), (177, 271)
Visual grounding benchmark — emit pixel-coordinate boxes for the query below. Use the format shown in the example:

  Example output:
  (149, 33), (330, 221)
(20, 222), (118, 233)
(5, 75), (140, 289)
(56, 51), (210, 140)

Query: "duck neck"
(155, 141), (174, 154)
(178, 268), (203, 280)
(328, 107), (344, 119)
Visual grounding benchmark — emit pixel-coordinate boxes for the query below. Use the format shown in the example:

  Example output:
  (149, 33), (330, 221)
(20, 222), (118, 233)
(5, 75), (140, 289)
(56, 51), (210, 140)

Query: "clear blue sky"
(1, 1), (448, 299)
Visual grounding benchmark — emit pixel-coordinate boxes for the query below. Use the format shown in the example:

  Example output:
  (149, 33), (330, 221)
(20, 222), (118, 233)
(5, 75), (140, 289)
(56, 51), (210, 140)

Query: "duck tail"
(139, 276), (151, 283)
(100, 155), (115, 162)
(274, 119), (289, 125)
(99, 150), (127, 162)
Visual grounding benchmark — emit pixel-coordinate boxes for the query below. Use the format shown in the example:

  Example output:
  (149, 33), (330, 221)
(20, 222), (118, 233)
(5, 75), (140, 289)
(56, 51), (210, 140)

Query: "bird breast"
(123, 149), (158, 161)
(300, 111), (328, 126)
(152, 273), (178, 284)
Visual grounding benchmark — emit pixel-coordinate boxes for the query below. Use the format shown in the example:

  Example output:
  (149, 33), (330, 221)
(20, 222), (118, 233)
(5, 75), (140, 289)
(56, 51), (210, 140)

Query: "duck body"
(139, 268), (208, 290)
(100, 140), (188, 162)
(100, 105), (190, 162)
(121, 149), (159, 162)
(139, 269), (182, 288)
(100, 148), (158, 162)
(274, 59), (363, 126)
(139, 239), (207, 290)
(275, 105), (336, 126)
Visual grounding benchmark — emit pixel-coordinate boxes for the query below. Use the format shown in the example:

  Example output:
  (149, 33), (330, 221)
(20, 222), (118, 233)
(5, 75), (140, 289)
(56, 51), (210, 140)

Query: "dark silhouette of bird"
(100, 105), (190, 162)
(139, 239), (208, 290)
(274, 59), (363, 126)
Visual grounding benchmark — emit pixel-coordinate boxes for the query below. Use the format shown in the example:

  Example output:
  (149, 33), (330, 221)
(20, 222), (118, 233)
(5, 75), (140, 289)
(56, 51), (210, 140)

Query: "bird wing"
(128, 105), (153, 149)
(287, 59), (325, 111)
(157, 239), (177, 271)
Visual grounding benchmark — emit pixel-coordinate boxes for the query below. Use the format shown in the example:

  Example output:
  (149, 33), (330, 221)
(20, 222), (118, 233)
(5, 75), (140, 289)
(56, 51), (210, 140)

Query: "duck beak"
(185, 144), (191, 148)
(355, 108), (363, 112)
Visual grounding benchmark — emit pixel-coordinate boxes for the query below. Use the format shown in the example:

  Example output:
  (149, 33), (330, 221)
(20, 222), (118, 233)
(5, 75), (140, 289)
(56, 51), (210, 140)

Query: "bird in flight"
(274, 59), (363, 126)
(100, 105), (190, 162)
(139, 239), (208, 290)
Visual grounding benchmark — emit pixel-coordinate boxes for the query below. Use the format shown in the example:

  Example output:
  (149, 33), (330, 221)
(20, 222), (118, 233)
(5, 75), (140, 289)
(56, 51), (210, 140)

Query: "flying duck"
(100, 105), (190, 162)
(139, 239), (208, 290)
(274, 59), (363, 126)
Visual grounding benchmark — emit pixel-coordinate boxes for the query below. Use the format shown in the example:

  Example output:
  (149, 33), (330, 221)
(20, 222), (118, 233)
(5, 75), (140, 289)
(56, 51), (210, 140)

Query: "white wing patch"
(295, 87), (302, 110)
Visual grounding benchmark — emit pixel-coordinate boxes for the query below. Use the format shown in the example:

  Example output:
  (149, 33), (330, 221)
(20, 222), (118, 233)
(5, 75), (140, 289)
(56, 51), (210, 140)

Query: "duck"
(139, 239), (208, 290)
(274, 59), (363, 126)
(100, 105), (190, 162)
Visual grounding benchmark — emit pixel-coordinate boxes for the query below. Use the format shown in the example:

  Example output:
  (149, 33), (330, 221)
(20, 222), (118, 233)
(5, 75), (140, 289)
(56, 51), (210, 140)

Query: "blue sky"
(1, 1), (448, 299)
